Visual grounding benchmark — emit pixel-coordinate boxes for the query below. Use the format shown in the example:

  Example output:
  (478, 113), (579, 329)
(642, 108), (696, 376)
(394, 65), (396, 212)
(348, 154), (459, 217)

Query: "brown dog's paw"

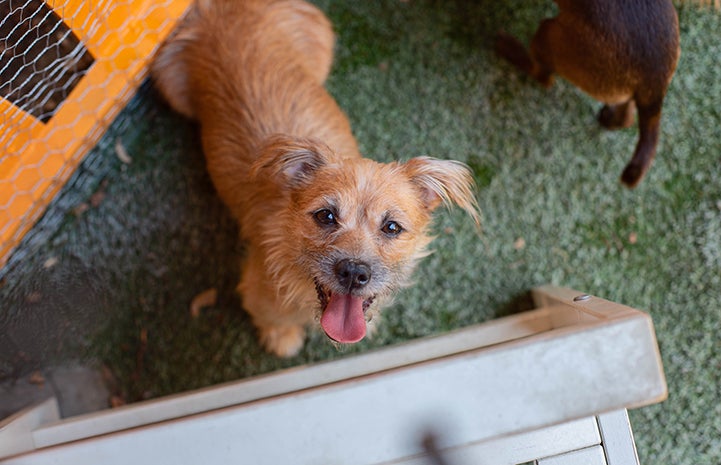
(259, 325), (306, 358)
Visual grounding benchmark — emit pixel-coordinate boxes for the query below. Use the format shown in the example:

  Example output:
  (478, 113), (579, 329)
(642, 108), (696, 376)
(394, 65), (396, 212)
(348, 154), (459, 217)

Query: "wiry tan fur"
(152, 0), (480, 357)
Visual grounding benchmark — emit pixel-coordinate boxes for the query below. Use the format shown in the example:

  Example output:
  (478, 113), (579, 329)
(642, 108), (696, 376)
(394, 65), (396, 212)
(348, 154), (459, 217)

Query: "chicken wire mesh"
(0, 0), (190, 269)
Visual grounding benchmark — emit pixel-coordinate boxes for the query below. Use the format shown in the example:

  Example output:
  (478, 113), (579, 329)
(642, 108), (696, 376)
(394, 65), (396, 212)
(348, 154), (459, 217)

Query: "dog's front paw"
(259, 325), (306, 358)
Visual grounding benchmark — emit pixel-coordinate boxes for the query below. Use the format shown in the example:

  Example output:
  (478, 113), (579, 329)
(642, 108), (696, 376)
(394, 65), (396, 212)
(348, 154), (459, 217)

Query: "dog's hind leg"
(495, 19), (557, 88)
(598, 99), (636, 130)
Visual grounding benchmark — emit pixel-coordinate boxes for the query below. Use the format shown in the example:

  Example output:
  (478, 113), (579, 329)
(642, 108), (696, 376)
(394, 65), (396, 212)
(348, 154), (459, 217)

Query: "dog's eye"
(313, 208), (337, 226)
(381, 220), (403, 237)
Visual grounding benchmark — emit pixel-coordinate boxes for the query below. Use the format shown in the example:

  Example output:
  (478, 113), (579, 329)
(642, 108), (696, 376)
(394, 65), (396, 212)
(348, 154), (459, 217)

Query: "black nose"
(334, 259), (372, 291)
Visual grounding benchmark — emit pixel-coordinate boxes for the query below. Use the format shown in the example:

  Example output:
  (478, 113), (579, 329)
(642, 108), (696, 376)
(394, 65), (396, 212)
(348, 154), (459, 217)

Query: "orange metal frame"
(0, 0), (190, 269)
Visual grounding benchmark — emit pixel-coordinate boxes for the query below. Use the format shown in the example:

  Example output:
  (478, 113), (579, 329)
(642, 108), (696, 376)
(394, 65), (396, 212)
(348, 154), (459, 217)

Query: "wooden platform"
(0, 285), (666, 464)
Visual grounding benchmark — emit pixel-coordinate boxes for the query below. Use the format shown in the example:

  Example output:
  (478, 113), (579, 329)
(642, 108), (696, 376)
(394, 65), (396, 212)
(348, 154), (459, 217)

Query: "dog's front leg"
(238, 251), (307, 358)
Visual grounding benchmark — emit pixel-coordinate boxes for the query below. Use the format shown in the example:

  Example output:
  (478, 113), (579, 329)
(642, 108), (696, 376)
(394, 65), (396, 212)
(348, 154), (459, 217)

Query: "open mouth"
(315, 280), (375, 344)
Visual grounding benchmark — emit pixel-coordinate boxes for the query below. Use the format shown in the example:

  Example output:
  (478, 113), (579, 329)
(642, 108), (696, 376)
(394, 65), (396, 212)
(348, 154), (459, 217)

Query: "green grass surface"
(1, 0), (720, 462)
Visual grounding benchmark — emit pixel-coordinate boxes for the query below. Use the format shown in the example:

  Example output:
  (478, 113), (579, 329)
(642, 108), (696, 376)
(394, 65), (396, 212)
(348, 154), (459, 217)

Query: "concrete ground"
(0, 365), (109, 421)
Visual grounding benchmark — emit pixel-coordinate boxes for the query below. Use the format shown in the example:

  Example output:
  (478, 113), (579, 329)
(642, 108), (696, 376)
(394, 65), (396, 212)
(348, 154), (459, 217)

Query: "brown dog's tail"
(621, 99), (664, 188)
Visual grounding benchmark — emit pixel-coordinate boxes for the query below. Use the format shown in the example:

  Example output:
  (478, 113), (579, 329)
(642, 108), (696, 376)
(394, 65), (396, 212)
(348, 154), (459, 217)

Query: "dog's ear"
(403, 157), (482, 229)
(251, 135), (334, 186)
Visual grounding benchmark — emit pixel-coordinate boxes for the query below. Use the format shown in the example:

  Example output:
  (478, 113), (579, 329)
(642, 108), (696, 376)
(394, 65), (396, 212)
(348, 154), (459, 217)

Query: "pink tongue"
(320, 293), (367, 343)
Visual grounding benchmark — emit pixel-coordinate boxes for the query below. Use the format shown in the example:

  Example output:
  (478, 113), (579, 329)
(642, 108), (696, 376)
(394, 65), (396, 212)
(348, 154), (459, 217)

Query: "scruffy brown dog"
(495, 0), (680, 187)
(152, 0), (480, 357)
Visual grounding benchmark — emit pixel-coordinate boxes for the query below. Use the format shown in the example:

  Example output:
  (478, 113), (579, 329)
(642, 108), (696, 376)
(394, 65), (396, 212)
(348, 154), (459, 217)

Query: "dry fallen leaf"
(629, 232), (638, 244)
(110, 395), (126, 408)
(115, 137), (132, 164)
(25, 292), (42, 304)
(190, 288), (218, 318)
(73, 202), (89, 216)
(89, 179), (108, 208)
(43, 256), (59, 269)
(514, 237), (526, 250)
(29, 371), (45, 385)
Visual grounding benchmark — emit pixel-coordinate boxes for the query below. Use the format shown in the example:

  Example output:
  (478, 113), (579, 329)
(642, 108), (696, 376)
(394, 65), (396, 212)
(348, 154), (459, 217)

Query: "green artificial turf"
(1, 0), (720, 462)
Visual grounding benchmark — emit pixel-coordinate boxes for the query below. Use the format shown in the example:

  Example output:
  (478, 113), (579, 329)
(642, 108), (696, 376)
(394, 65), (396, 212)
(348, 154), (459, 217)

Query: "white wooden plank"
(597, 410), (640, 465)
(532, 286), (639, 320)
(0, 399), (59, 458)
(31, 308), (552, 448)
(545, 303), (601, 328)
(3, 314), (665, 465)
(537, 445), (607, 465)
(380, 416), (600, 465)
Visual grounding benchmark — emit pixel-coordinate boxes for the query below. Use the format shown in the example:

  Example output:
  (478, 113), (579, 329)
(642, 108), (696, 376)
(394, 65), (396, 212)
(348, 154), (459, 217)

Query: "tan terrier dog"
(152, 0), (480, 357)
(495, 0), (680, 187)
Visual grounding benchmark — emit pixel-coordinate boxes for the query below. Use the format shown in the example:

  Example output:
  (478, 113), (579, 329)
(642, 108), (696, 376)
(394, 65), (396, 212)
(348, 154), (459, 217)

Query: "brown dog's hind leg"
(495, 21), (555, 88)
(620, 99), (663, 188)
(598, 100), (636, 130)
(495, 32), (535, 74)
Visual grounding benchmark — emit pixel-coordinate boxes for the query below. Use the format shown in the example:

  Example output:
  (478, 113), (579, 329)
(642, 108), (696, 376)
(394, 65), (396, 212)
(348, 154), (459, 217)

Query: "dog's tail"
(621, 99), (664, 188)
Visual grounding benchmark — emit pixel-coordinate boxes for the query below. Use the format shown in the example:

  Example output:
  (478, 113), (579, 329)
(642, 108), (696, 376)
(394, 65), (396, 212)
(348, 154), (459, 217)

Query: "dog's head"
(252, 135), (480, 344)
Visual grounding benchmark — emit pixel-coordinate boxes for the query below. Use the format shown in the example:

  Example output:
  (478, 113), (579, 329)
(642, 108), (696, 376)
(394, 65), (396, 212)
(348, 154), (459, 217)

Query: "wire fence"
(0, 0), (190, 269)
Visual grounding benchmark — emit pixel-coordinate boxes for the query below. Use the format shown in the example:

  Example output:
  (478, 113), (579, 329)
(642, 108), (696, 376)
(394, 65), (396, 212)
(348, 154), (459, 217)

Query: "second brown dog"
(495, 0), (680, 187)
(152, 0), (480, 357)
